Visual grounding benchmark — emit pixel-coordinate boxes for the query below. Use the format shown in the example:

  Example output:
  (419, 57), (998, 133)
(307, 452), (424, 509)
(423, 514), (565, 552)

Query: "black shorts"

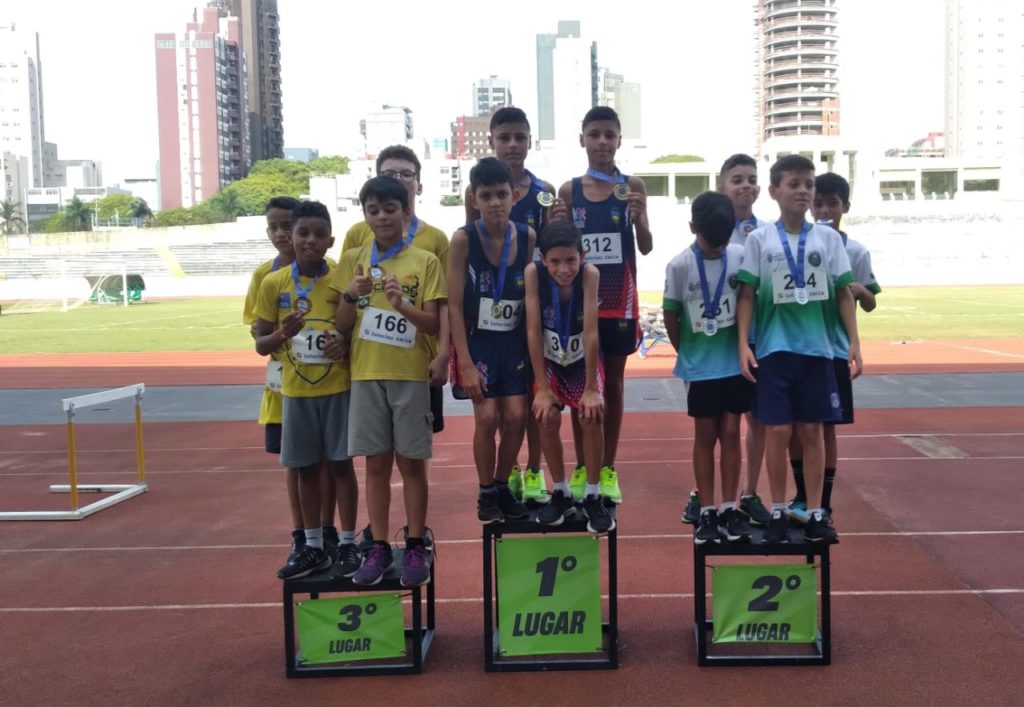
(430, 384), (445, 433)
(754, 352), (841, 425)
(264, 423), (282, 454)
(686, 375), (755, 419)
(829, 358), (854, 425)
(598, 318), (641, 357)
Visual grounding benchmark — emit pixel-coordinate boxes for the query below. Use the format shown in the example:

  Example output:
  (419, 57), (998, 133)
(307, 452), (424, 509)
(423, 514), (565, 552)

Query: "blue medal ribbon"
(736, 216), (758, 236)
(404, 216), (419, 247)
(586, 167), (625, 185)
(551, 278), (575, 356)
(775, 220), (810, 289)
(371, 238), (405, 272)
(524, 169), (546, 193)
(691, 244), (728, 324)
(477, 219), (512, 309)
(291, 260), (326, 302)
(271, 255), (281, 272)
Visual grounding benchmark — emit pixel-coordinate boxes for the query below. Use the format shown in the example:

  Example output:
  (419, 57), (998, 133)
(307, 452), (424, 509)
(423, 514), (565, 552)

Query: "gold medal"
(491, 302), (503, 318)
(537, 191), (555, 207)
(295, 297), (311, 314)
(613, 183), (630, 200)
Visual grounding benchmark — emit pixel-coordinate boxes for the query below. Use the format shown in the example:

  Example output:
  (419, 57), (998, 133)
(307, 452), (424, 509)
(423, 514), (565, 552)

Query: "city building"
(155, 7), (249, 210)
(886, 132), (946, 158)
(472, 75), (511, 116)
(536, 21), (597, 143)
(49, 159), (103, 190)
(284, 147), (318, 163)
(208, 0), (284, 161)
(360, 105), (413, 159)
(450, 114), (491, 160)
(24, 184), (129, 229)
(425, 137), (449, 160)
(120, 177), (160, 211)
(597, 68), (641, 140)
(0, 150), (28, 228)
(0, 23), (52, 188)
(755, 0), (841, 152)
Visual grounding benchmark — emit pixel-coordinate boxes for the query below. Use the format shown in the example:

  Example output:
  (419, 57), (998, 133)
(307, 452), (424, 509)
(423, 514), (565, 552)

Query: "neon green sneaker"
(522, 466), (549, 502)
(599, 465), (623, 504)
(507, 464), (524, 501)
(569, 465), (587, 500)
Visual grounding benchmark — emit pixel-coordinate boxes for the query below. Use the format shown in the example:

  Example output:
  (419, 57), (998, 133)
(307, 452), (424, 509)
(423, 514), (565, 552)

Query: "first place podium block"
(483, 510), (618, 672)
(283, 548), (435, 678)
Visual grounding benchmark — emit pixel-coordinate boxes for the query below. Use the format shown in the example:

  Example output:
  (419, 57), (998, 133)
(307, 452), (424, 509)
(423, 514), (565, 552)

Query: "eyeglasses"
(381, 170), (418, 182)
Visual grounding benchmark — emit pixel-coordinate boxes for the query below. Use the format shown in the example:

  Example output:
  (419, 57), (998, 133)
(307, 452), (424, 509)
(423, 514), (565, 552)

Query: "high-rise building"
(360, 105), (413, 159)
(450, 114), (491, 160)
(0, 151), (28, 228)
(473, 75), (512, 117)
(209, 0), (284, 161)
(944, 0), (1024, 164)
(536, 21), (598, 142)
(755, 0), (840, 151)
(0, 23), (49, 188)
(155, 8), (249, 209)
(598, 67), (642, 140)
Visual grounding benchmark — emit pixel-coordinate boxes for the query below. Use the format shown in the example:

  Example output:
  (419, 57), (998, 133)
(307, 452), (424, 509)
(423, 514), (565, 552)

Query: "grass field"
(1, 285), (1022, 355)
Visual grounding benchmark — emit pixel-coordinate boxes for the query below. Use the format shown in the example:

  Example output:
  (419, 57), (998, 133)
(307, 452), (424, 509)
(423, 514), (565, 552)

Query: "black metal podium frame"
(482, 511), (618, 671)
(693, 525), (831, 666)
(283, 548), (435, 677)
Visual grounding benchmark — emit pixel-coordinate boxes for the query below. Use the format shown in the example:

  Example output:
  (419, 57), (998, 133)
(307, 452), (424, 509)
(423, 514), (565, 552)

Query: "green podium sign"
(496, 535), (603, 656)
(295, 593), (405, 664)
(712, 564), (817, 644)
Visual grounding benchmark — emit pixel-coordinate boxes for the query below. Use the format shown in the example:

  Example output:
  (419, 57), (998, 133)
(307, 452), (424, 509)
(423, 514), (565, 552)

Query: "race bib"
(687, 291), (737, 334)
(291, 327), (339, 365)
(477, 297), (523, 332)
(359, 305), (416, 349)
(582, 232), (623, 265)
(771, 261), (828, 305)
(543, 330), (584, 366)
(265, 360), (282, 392)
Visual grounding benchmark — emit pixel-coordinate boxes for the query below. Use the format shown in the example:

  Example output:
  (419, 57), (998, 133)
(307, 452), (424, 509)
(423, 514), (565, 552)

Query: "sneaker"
(763, 510), (790, 544)
(508, 464), (525, 500)
(497, 485), (530, 521)
(537, 489), (576, 526)
(288, 529), (306, 559)
(719, 508), (752, 543)
(402, 525), (435, 551)
(400, 543), (434, 587)
(694, 509), (720, 545)
(599, 466), (623, 504)
(583, 494), (615, 533)
(322, 525), (339, 558)
(786, 497), (810, 524)
(522, 467), (550, 503)
(681, 490), (701, 524)
(328, 543), (362, 580)
(804, 512), (839, 544)
(739, 494), (772, 527)
(352, 542), (394, 586)
(357, 524), (374, 555)
(569, 465), (587, 500)
(277, 544), (331, 580)
(477, 491), (504, 524)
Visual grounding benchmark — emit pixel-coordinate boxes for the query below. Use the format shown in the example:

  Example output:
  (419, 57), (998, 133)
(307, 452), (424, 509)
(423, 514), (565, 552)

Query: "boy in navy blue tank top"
(558, 106), (652, 506)
(449, 157), (536, 525)
(525, 220), (614, 534)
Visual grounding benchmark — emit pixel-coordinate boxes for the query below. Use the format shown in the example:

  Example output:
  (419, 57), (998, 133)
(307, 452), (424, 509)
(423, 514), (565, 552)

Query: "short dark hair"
(815, 172), (850, 204)
(718, 154), (757, 184)
(691, 192), (734, 249)
(490, 106), (530, 132)
(469, 156), (514, 191)
(539, 220), (583, 255)
(265, 196), (299, 213)
(359, 176), (409, 210)
(581, 106), (620, 131)
(769, 154), (815, 187)
(291, 200), (332, 232)
(375, 145), (420, 176)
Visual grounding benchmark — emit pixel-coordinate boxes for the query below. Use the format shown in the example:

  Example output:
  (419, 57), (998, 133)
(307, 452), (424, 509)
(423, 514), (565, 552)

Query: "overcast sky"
(10, 0), (944, 184)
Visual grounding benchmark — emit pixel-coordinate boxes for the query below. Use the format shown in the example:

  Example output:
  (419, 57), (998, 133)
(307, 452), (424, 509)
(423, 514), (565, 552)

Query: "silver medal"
(702, 318), (719, 337)
(794, 287), (809, 305)
(370, 266), (383, 279)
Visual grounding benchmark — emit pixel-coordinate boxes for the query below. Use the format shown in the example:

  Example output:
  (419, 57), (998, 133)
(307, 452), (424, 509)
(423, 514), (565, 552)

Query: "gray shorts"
(281, 391), (351, 469)
(348, 380), (432, 460)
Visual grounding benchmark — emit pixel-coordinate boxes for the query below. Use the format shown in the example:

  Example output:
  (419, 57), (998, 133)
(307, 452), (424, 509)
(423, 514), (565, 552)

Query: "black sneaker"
(477, 491), (504, 524)
(357, 524), (374, 555)
(763, 510), (790, 544)
(278, 544), (331, 580)
(289, 529), (305, 558)
(681, 490), (701, 524)
(322, 525), (339, 558)
(583, 494), (615, 533)
(804, 512), (839, 544)
(328, 543), (362, 580)
(719, 508), (752, 543)
(694, 509), (720, 545)
(739, 494), (772, 527)
(497, 485), (530, 521)
(537, 489), (575, 526)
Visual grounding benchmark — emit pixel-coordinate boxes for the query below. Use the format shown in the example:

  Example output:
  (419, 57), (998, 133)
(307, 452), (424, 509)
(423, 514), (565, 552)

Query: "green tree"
(207, 187), (246, 220)
(39, 212), (68, 233)
(0, 200), (26, 235)
(651, 154), (704, 164)
(92, 193), (135, 220)
(307, 155), (350, 175)
(129, 197), (153, 222)
(62, 197), (92, 232)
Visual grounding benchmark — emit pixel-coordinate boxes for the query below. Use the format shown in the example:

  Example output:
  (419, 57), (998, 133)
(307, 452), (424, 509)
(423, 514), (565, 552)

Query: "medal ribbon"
(736, 216), (757, 235)
(586, 167), (625, 185)
(691, 244), (728, 323)
(551, 278), (575, 355)
(404, 216), (419, 247)
(371, 238), (405, 271)
(291, 260), (325, 302)
(477, 220), (512, 310)
(775, 221), (810, 289)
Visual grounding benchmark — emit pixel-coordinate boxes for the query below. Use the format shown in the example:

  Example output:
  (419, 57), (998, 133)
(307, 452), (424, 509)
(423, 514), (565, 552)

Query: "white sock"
(585, 482), (600, 497)
(339, 529), (356, 545)
(304, 528), (323, 549)
(701, 505), (715, 515)
(721, 501), (737, 512)
(772, 502), (787, 512)
(554, 480), (570, 495)
(808, 507), (824, 519)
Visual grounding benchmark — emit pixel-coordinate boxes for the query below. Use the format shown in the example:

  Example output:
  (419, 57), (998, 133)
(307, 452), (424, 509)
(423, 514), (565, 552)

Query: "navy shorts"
(430, 384), (445, 433)
(829, 358), (854, 425)
(754, 352), (841, 426)
(686, 375), (755, 419)
(451, 337), (530, 400)
(598, 318), (641, 357)
(264, 423), (282, 454)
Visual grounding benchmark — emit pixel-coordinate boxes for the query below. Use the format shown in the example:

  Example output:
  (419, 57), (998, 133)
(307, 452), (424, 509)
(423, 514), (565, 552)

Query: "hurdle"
(0, 383), (149, 521)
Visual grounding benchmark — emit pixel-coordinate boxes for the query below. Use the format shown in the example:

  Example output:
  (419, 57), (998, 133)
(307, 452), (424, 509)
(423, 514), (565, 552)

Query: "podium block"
(283, 548), (435, 677)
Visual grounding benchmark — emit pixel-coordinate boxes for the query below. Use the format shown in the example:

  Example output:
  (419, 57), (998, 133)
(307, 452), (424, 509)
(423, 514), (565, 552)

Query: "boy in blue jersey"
(788, 172), (880, 520)
(664, 192), (753, 544)
(558, 106), (653, 506)
(450, 157), (535, 525)
(737, 155), (861, 544)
